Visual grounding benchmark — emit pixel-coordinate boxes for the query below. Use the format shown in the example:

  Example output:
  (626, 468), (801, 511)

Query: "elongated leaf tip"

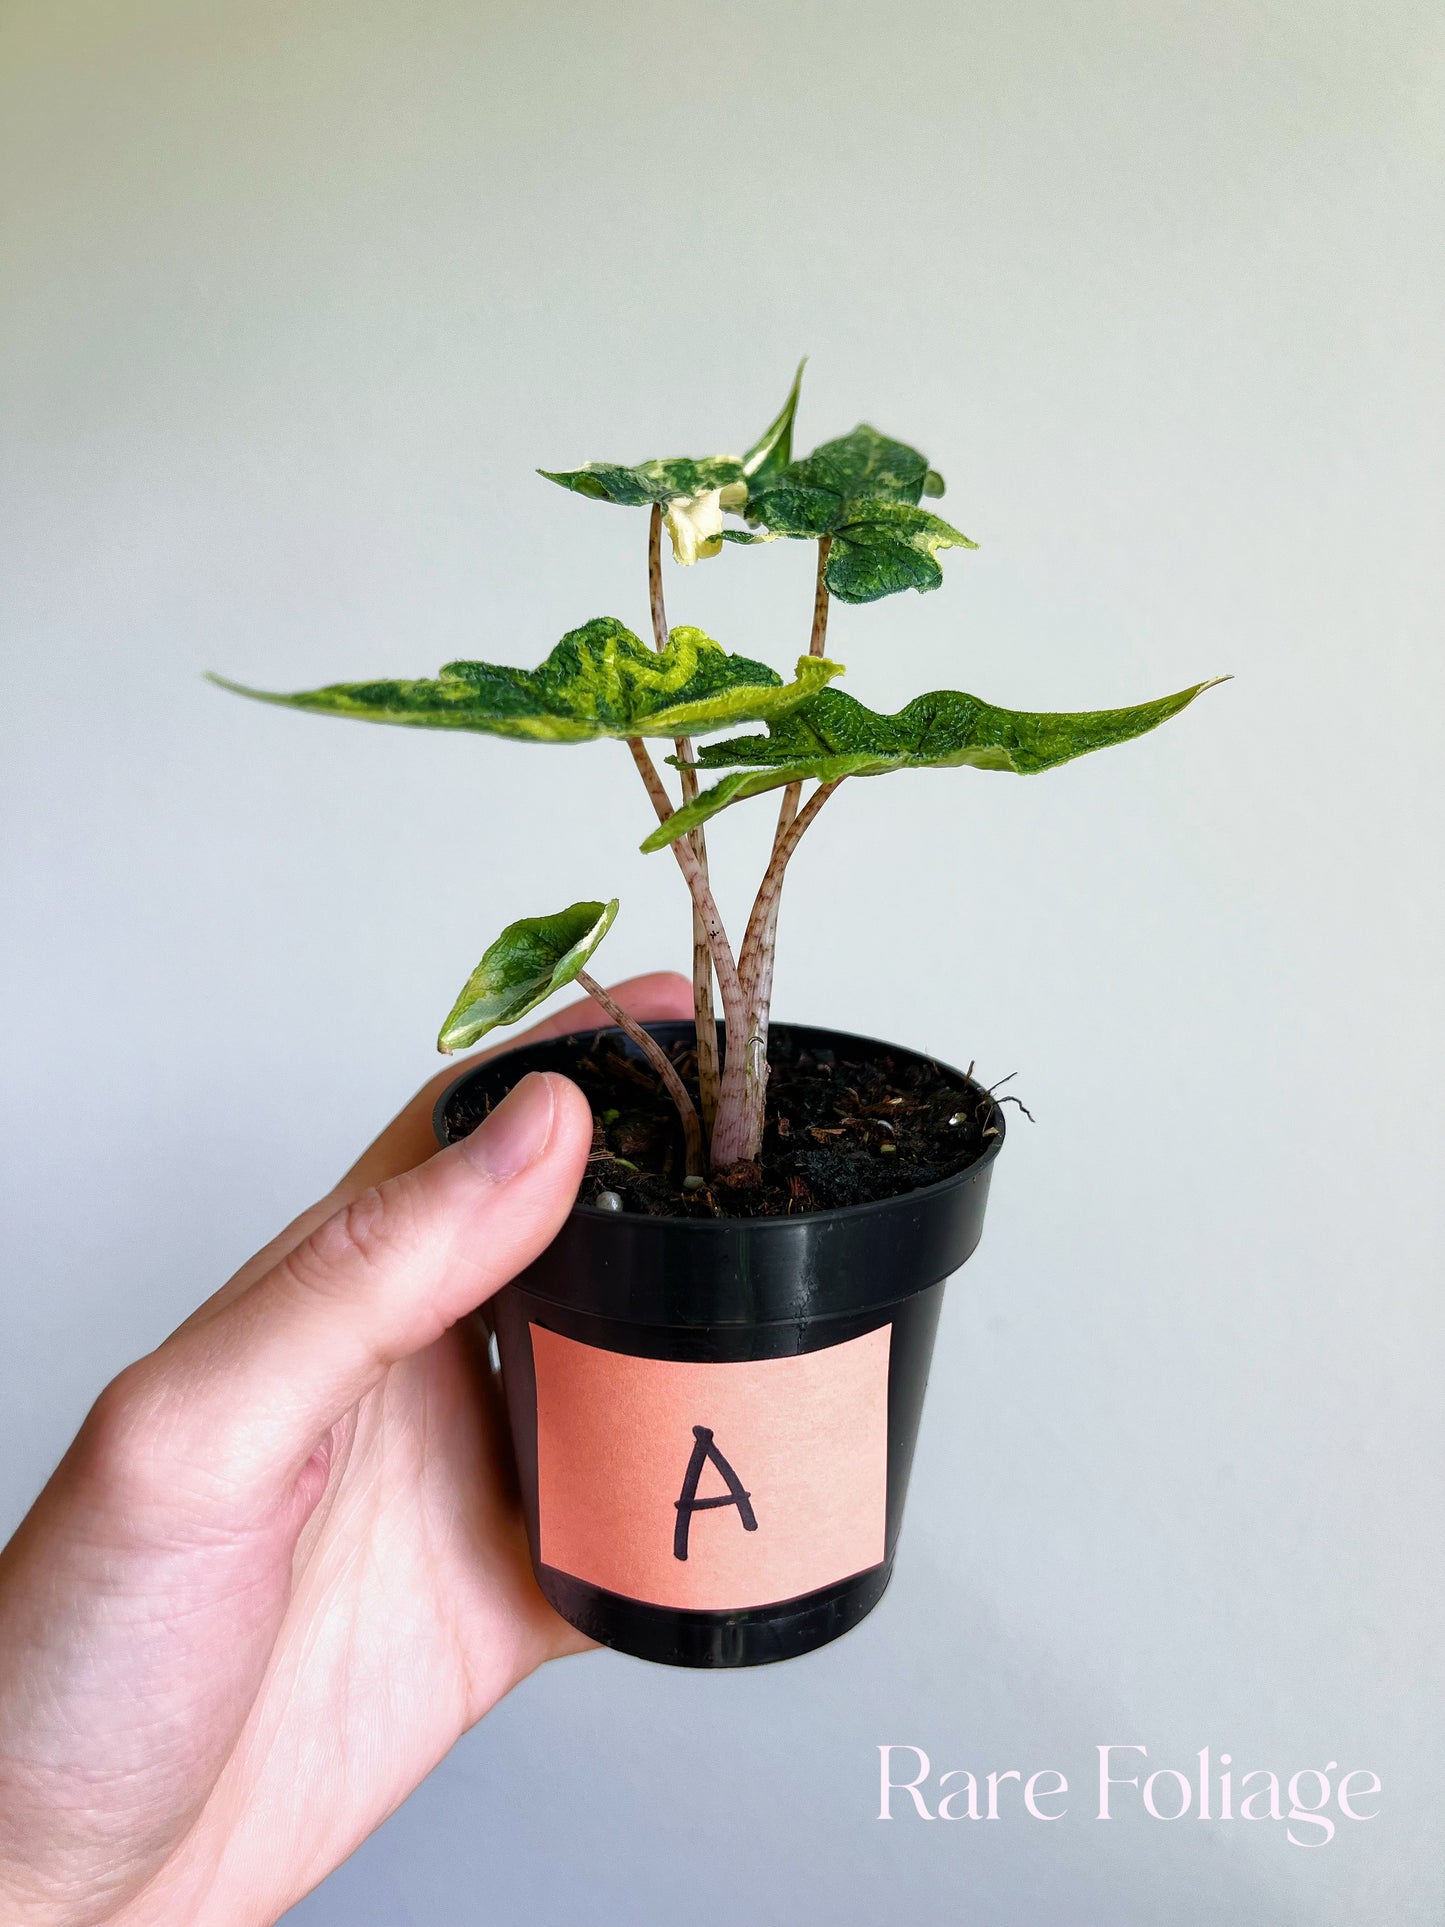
(206, 671), (287, 704)
(639, 670), (1228, 845)
(741, 359), (809, 481)
(1166, 674), (1231, 707)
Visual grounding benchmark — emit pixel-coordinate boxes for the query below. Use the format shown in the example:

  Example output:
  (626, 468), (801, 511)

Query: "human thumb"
(117, 1071), (592, 1494)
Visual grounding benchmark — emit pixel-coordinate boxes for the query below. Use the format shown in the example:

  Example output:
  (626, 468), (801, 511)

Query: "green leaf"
(538, 453), (746, 510)
(438, 899), (617, 1052)
(642, 678), (1226, 848)
(760, 423), (937, 510)
(739, 423), (977, 603)
(825, 503), (977, 604)
(740, 359), (806, 485)
(536, 362), (807, 527)
(209, 619), (845, 744)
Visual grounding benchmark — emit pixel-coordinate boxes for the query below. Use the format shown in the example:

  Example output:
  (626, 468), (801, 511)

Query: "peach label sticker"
(531, 1323), (891, 1610)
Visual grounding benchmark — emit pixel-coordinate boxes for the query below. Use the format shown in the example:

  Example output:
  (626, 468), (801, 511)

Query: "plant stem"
(714, 536), (836, 1168)
(711, 778), (843, 1168)
(626, 732), (677, 821)
(649, 503), (720, 1138)
(771, 536), (833, 840)
(739, 778), (842, 1021)
(757, 535), (831, 915)
(646, 502), (669, 654)
(625, 736), (750, 1138)
(627, 532), (834, 1170)
(810, 532), (833, 655)
(575, 969), (704, 1179)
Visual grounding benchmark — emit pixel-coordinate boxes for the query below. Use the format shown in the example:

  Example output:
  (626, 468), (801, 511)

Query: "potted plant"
(215, 365), (1221, 1667)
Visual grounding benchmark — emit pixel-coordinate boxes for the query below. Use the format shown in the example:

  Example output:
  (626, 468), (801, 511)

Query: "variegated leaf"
(438, 899), (617, 1052)
(738, 423), (976, 602)
(538, 365), (808, 562)
(210, 619), (844, 744)
(642, 678), (1226, 847)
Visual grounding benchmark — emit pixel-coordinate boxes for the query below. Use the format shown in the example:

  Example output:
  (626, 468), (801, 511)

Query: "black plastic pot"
(434, 1022), (1003, 1668)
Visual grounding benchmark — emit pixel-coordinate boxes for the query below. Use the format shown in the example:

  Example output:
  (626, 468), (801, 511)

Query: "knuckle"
(77, 1358), (275, 1523)
(282, 1182), (414, 1303)
(76, 1361), (178, 1502)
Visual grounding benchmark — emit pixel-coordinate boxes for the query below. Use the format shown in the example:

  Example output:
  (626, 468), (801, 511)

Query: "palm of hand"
(0, 976), (689, 1927)
(142, 1330), (582, 1926)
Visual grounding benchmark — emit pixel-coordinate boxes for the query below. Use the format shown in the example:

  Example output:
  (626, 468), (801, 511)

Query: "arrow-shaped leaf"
(641, 678), (1226, 849)
(438, 899), (618, 1052)
(210, 619), (844, 744)
(539, 452), (747, 510)
(539, 364), (808, 562)
(734, 423), (976, 603)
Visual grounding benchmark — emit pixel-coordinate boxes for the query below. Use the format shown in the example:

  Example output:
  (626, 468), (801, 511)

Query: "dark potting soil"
(445, 1031), (1002, 1220)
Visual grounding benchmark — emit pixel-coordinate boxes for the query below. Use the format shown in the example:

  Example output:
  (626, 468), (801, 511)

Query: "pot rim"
(433, 1018), (1006, 1231)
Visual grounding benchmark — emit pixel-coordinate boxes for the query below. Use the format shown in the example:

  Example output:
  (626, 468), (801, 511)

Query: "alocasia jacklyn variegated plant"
(215, 364), (1222, 1178)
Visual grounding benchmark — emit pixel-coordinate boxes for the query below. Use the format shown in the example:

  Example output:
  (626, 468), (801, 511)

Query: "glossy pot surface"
(435, 1022), (1003, 1667)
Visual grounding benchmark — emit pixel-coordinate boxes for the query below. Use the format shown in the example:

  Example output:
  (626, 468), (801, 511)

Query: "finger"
(204, 969), (693, 1315)
(146, 1071), (593, 1486)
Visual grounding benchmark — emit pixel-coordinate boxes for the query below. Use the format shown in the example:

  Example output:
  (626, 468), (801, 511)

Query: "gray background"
(3, 1), (1442, 1921)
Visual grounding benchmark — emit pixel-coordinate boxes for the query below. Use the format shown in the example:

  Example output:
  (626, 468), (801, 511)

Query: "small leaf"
(751, 423), (935, 516)
(438, 899), (617, 1052)
(825, 503), (977, 604)
(644, 678), (1227, 848)
(741, 479), (840, 537)
(538, 454), (746, 510)
(539, 368), (810, 565)
(209, 620), (845, 743)
(740, 423), (976, 603)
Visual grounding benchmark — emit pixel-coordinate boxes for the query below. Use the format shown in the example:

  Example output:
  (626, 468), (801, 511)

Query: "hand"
(0, 972), (693, 1927)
